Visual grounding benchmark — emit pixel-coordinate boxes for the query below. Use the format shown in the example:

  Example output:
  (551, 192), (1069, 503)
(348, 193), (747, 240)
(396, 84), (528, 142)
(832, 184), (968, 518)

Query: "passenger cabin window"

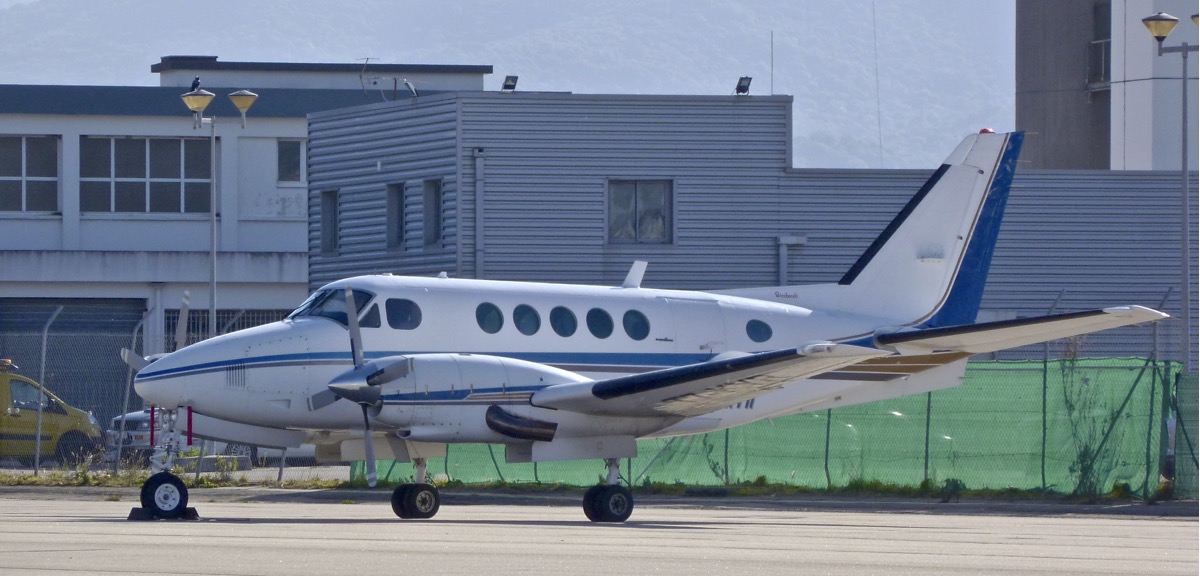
(386, 298), (422, 330)
(586, 308), (613, 339)
(476, 303), (503, 334)
(550, 306), (577, 337)
(623, 310), (650, 341)
(746, 320), (773, 343)
(288, 288), (373, 327)
(513, 304), (540, 336)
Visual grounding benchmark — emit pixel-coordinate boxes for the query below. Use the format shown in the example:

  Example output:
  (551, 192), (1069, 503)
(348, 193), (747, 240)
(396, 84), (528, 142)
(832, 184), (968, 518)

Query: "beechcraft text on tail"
(124, 130), (1167, 522)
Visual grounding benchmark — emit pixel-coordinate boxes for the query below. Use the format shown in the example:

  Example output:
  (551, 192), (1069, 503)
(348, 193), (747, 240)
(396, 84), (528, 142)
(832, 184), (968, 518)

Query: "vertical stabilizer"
(834, 131), (1023, 325)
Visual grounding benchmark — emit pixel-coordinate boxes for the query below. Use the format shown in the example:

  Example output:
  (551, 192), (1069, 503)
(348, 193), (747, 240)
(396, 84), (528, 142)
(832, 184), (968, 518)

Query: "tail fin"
(835, 131), (1023, 326)
(718, 131), (1024, 326)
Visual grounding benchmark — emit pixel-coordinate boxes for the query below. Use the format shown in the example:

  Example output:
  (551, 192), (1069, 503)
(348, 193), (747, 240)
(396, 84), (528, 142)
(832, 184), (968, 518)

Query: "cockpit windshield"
(288, 288), (374, 327)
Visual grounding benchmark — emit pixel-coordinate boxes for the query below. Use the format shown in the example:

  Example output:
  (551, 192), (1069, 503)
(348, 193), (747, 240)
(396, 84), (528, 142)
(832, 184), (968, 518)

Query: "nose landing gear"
(128, 408), (197, 520)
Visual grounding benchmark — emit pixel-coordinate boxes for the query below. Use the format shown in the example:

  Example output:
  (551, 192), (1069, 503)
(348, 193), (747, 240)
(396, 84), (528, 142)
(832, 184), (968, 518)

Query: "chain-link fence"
(359, 358), (1193, 499)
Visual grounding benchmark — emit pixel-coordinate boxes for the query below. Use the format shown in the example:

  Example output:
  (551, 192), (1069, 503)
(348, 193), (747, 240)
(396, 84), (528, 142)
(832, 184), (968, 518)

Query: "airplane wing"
(530, 343), (890, 418)
(875, 305), (1168, 355)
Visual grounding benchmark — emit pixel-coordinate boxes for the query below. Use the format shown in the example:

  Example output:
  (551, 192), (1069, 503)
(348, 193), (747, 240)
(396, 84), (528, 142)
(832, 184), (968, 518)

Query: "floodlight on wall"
(735, 76), (752, 95)
(501, 75), (518, 92)
(228, 89), (258, 128)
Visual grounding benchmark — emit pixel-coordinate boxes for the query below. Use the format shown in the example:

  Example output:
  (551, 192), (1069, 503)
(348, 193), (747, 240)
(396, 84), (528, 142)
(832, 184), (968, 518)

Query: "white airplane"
(127, 130), (1166, 522)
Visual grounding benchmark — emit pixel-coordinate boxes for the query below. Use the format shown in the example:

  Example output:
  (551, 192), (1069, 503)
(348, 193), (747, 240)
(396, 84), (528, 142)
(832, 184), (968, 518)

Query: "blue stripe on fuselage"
(135, 350), (715, 382)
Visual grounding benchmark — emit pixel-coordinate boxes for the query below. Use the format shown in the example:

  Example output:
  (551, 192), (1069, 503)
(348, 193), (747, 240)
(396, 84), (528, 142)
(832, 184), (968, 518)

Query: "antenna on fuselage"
(621, 261), (648, 289)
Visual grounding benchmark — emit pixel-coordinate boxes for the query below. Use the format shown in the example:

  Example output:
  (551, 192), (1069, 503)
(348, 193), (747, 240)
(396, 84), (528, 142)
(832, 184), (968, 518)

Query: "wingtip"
(1102, 305), (1170, 321)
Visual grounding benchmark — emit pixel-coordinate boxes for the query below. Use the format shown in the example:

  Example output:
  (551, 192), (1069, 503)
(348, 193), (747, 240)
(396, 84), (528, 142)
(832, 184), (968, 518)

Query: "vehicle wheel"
(582, 485), (604, 522)
(402, 483), (440, 519)
(56, 432), (99, 468)
(140, 472), (189, 518)
(391, 485), (413, 518)
(593, 485), (633, 523)
(224, 443), (257, 462)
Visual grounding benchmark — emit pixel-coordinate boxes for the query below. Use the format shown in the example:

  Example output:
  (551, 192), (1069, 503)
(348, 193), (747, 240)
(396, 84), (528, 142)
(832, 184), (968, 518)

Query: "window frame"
(320, 190), (339, 255)
(78, 136), (212, 214)
(606, 178), (673, 244)
(277, 139), (305, 183)
(423, 178), (443, 248)
(0, 135), (60, 213)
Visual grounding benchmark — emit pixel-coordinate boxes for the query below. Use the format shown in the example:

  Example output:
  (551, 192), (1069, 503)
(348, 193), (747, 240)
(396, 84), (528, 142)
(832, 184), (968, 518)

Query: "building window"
(423, 179), (442, 248)
(278, 139), (303, 182)
(320, 190), (339, 254)
(608, 179), (672, 243)
(387, 183), (405, 250)
(0, 136), (59, 212)
(79, 136), (211, 213)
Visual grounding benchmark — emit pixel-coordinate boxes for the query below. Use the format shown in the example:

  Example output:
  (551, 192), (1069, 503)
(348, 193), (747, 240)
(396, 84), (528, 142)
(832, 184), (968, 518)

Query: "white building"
(0, 56), (490, 418)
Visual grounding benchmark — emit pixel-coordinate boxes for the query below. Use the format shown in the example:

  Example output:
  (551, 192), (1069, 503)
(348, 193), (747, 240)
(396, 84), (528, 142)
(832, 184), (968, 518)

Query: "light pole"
(180, 88), (258, 340)
(1142, 12), (1198, 374)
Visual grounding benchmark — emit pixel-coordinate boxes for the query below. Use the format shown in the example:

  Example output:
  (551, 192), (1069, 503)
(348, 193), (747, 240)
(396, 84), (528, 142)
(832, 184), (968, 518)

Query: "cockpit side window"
(288, 288), (375, 327)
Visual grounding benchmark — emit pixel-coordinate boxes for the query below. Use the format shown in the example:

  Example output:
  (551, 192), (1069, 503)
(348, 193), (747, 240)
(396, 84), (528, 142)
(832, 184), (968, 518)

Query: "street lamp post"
(1142, 12), (1198, 374)
(180, 88), (258, 340)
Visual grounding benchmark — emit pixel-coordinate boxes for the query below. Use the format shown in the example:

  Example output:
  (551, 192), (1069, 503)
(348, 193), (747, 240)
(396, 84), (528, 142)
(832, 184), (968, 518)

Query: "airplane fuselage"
(135, 273), (904, 446)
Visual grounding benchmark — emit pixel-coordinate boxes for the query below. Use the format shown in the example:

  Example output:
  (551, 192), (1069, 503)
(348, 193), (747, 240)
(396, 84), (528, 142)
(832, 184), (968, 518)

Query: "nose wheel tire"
(583, 485), (633, 523)
(391, 483), (440, 519)
(140, 472), (189, 518)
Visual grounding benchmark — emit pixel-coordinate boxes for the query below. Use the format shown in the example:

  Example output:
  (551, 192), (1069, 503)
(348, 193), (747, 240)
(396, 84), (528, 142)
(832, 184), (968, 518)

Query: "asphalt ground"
(0, 486), (1195, 576)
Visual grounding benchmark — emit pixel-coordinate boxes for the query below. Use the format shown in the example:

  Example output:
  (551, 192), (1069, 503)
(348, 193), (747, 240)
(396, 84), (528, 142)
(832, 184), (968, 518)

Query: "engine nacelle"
(368, 353), (591, 439)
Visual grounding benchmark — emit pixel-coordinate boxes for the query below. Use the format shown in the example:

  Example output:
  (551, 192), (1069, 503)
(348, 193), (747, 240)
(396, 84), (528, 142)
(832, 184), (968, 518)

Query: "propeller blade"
(174, 291), (191, 351)
(120, 348), (150, 371)
(343, 287), (364, 368)
(361, 404), (377, 488)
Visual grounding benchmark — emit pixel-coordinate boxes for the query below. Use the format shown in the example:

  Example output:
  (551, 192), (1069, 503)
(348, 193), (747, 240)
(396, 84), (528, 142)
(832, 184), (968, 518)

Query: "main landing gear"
(582, 458), (633, 523)
(390, 458), (441, 519)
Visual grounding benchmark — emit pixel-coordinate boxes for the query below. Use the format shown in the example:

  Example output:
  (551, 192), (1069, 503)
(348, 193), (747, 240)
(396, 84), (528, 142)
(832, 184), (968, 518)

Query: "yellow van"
(0, 359), (104, 466)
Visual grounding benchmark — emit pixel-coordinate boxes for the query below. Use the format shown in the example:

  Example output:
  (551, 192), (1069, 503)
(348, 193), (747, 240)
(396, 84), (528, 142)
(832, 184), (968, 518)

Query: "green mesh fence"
(1174, 373), (1198, 499)
(356, 359), (1185, 498)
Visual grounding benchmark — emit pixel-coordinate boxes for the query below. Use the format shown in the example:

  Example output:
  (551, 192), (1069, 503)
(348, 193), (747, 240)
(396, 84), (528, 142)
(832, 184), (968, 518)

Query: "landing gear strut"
(582, 458), (633, 523)
(131, 408), (195, 520)
(390, 457), (440, 519)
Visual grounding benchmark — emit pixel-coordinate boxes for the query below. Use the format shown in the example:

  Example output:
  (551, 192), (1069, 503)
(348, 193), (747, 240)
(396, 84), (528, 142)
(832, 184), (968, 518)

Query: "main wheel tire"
(403, 483), (440, 519)
(140, 472), (189, 518)
(594, 485), (633, 523)
(391, 485), (414, 518)
(582, 485), (605, 522)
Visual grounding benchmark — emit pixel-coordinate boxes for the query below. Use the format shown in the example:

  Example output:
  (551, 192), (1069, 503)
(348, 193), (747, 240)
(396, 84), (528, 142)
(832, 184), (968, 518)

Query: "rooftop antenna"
(356, 57), (376, 95)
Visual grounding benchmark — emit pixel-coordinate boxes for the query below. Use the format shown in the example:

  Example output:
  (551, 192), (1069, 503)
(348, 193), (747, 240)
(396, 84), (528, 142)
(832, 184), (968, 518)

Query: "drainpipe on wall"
(473, 148), (487, 279)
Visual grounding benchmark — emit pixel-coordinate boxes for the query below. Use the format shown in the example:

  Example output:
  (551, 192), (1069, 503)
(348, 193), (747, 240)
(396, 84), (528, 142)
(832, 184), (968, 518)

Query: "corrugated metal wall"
(307, 92), (1195, 362)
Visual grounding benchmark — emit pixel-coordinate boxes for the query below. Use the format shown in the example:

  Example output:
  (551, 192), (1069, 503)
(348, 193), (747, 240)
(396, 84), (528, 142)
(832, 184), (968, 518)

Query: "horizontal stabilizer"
(875, 305), (1168, 355)
(531, 343), (890, 418)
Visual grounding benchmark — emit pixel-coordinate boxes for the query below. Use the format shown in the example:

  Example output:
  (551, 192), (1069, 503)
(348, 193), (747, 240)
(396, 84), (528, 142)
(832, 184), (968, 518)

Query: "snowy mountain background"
(0, 0), (1015, 169)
